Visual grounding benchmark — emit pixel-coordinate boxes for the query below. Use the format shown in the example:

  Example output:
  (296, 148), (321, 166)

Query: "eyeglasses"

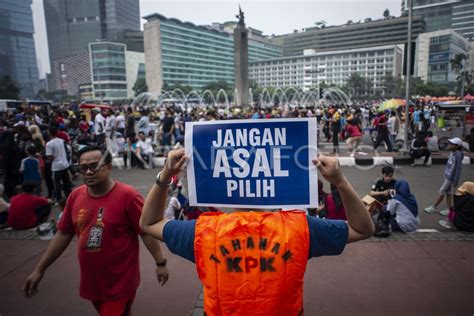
(78, 162), (105, 174)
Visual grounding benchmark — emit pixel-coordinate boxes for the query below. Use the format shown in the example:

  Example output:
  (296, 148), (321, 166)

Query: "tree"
(345, 73), (368, 99)
(314, 20), (327, 29)
(132, 77), (148, 96)
(382, 74), (404, 98)
(0, 75), (21, 99)
(450, 53), (468, 96)
(346, 20), (354, 25)
(201, 80), (233, 102)
(364, 18), (372, 23)
(383, 9), (390, 19)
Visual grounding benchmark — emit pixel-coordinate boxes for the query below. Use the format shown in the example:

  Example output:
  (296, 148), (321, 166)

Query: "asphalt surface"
(0, 165), (473, 315)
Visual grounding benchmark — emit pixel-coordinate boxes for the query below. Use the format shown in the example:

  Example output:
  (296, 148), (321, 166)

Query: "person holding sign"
(140, 149), (375, 316)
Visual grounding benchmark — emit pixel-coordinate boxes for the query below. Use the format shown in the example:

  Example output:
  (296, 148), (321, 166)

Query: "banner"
(185, 118), (318, 209)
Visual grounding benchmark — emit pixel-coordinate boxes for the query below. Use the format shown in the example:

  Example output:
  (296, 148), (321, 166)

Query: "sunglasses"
(78, 162), (106, 174)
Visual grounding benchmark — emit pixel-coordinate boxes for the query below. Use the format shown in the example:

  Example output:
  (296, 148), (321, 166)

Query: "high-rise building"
(143, 13), (283, 92)
(0, 0), (40, 97)
(452, 0), (474, 39)
(43, 0), (140, 80)
(415, 30), (469, 85)
(271, 16), (425, 57)
(249, 45), (403, 93)
(402, 0), (474, 38)
(89, 42), (144, 100)
(52, 51), (91, 96)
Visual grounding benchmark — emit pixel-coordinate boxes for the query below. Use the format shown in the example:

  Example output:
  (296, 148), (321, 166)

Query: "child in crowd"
(369, 166), (397, 205)
(425, 137), (464, 216)
(20, 145), (42, 195)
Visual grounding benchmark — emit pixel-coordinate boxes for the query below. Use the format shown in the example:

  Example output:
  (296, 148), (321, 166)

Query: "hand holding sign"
(162, 149), (187, 181)
(312, 155), (345, 187)
(186, 118), (319, 209)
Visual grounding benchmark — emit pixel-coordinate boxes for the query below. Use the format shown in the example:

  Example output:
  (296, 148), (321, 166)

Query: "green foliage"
(0, 75), (21, 99)
(201, 80), (233, 102)
(383, 9), (390, 18)
(345, 73), (370, 99)
(133, 77), (148, 96)
(382, 74), (404, 98)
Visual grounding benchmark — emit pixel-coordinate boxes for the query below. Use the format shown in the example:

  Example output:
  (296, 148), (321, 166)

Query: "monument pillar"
(234, 8), (249, 107)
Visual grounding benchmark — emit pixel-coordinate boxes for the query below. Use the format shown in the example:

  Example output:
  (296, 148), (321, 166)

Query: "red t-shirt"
(57, 131), (71, 143)
(345, 125), (362, 137)
(57, 182), (144, 301)
(8, 193), (48, 229)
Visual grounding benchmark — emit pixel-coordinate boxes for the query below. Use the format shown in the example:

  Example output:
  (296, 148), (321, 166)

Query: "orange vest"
(194, 211), (309, 316)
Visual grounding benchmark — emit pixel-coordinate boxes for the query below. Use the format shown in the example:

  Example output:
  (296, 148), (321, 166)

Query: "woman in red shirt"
(345, 119), (362, 156)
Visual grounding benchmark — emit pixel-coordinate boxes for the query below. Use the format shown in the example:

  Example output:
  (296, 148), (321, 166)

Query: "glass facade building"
(89, 42), (145, 100)
(452, 0), (474, 39)
(402, 0), (474, 37)
(0, 0), (39, 97)
(143, 13), (283, 91)
(89, 42), (128, 99)
(44, 0), (140, 76)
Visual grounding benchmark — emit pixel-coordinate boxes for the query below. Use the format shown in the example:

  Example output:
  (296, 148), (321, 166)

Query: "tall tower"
(234, 6), (249, 107)
(0, 0), (39, 97)
(43, 0), (140, 73)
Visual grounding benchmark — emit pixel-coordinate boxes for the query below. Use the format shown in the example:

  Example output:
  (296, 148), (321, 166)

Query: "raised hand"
(312, 155), (346, 187)
(162, 149), (187, 180)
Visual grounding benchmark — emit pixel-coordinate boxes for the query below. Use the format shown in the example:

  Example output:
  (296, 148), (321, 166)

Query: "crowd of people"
(0, 101), (472, 233)
(0, 100), (470, 315)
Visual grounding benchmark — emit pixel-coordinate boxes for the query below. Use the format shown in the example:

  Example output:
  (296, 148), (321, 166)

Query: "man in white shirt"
(45, 126), (71, 201)
(105, 110), (116, 139)
(94, 108), (106, 146)
(387, 112), (399, 150)
(115, 111), (126, 136)
(137, 131), (154, 168)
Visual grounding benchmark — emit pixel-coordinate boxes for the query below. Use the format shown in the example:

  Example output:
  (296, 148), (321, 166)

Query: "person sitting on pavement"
(425, 137), (464, 215)
(374, 180), (420, 237)
(410, 133), (431, 167)
(425, 131), (439, 152)
(137, 131), (154, 168)
(369, 166), (397, 205)
(319, 183), (348, 220)
(7, 182), (53, 230)
(139, 149), (375, 316)
(440, 181), (474, 232)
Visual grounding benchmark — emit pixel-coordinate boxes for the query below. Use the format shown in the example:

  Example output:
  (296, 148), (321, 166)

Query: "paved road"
(0, 165), (473, 315)
(112, 163), (473, 230)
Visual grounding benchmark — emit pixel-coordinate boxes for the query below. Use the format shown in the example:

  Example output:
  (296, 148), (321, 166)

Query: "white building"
(249, 45), (403, 92)
(414, 30), (469, 84)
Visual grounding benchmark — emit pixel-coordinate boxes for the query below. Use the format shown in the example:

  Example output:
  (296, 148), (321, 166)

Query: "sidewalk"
(1, 238), (473, 316)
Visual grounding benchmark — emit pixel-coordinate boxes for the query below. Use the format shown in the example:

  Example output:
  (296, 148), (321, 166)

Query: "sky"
(32, 0), (401, 78)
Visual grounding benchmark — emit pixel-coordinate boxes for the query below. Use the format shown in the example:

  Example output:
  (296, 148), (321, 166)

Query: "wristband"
(156, 259), (167, 267)
(155, 171), (172, 188)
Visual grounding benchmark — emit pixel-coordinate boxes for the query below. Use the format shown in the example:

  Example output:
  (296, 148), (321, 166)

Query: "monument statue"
(234, 5), (249, 107)
(236, 5), (245, 26)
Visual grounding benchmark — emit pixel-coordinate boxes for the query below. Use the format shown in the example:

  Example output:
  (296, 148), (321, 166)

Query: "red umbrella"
(79, 103), (112, 110)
